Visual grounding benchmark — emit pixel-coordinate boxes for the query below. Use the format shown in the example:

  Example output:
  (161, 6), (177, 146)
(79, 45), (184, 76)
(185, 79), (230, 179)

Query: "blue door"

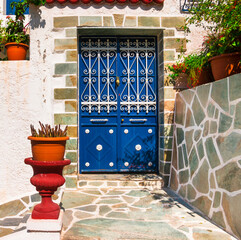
(79, 37), (157, 172)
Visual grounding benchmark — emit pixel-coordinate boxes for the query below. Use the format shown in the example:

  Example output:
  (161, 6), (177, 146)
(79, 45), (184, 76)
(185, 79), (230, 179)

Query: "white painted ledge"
(1, 210), (63, 240)
(27, 210), (63, 231)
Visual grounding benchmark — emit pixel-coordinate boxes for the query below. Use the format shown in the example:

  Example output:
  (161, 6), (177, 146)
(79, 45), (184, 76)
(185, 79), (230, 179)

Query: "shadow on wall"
(0, 44), (7, 60)
(30, 5), (46, 29)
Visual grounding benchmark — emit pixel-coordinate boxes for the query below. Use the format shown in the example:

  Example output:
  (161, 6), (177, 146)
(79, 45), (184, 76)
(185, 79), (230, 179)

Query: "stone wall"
(169, 73), (241, 239)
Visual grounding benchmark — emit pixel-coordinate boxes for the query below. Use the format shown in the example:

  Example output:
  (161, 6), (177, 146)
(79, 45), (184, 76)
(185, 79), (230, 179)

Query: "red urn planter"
(209, 52), (241, 81)
(5, 42), (29, 60)
(28, 136), (69, 162)
(25, 158), (70, 219)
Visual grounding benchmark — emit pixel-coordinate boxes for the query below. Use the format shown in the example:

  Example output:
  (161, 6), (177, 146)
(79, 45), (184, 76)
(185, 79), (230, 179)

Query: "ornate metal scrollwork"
(120, 38), (156, 114)
(80, 38), (117, 114)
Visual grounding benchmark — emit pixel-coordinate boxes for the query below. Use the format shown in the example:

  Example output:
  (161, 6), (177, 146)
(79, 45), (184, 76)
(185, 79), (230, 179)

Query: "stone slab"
(27, 210), (63, 232)
(0, 229), (60, 240)
(0, 227), (14, 238)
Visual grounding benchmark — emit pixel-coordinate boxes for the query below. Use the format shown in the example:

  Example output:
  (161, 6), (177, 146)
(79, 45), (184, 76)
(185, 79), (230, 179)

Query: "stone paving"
(0, 177), (237, 240)
(0, 189), (63, 239)
(60, 187), (236, 240)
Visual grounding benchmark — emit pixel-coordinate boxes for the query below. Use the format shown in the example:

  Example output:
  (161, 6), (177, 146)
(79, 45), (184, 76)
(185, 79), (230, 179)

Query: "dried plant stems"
(30, 121), (68, 137)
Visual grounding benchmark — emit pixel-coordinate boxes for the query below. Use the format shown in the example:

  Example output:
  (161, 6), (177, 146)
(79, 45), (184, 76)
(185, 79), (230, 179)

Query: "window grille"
(181, 0), (199, 12)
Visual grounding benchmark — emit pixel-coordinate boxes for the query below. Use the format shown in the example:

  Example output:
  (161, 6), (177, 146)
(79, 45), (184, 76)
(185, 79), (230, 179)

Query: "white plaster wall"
(0, 0), (4, 15)
(0, 61), (53, 204)
(0, 0), (50, 203)
(29, 1), (206, 56)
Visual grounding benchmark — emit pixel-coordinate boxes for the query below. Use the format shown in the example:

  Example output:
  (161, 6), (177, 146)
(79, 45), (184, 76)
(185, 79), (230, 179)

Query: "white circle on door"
(109, 162), (114, 167)
(109, 129), (114, 134)
(135, 144), (142, 151)
(96, 144), (103, 151)
(148, 129), (152, 134)
(85, 162), (90, 167)
(85, 129), (90, 134)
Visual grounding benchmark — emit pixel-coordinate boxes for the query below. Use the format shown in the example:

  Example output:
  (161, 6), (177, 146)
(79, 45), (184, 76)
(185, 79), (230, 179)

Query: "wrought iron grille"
(119, 38), (156, 114)
(79, 37), (156, 114)
(80, 38), (118, 114)
(181, 0), (200, 12)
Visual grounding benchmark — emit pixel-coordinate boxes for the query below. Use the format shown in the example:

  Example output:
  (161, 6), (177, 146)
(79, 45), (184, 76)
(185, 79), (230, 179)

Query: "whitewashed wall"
(0, 61), (53, 204)
(0, 0), (3, 15)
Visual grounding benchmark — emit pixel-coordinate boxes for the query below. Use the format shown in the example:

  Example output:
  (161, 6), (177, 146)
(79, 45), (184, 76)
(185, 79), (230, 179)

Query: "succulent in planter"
(30, 121), (68, 137)
(28, 122), (69, 162)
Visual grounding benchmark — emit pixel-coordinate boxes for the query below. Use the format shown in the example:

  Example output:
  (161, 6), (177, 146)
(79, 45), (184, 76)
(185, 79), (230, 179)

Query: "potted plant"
(168, 51), (213, 90)
(184, 0), (241, 81)
(28, 122), (69, 162)
(168, 61), (189, 90)
(0, 1), (30, 60)
(0, 0), (46, 60)
(203, 32), (241, 81)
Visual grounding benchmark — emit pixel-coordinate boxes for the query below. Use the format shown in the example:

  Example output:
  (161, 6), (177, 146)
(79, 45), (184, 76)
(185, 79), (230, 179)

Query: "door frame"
(77, 27), (165, 174)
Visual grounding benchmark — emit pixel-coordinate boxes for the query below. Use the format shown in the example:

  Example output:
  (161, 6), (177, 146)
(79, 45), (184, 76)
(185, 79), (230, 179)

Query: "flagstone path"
(0, 174), (237, 240)
(60, 187), (236, 240)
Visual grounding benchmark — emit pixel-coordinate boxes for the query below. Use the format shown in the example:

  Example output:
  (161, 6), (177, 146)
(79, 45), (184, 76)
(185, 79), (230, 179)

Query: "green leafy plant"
(202, 31), (241, 58)
(30, 121), (68, 137)
(184, 0), (241, 57)
(12, 0), (46, 20)
(0, 0), (46, 45)
(168, 52), (209, 88)
(0, 15), (30, 44)
(169, 0), (241, 87)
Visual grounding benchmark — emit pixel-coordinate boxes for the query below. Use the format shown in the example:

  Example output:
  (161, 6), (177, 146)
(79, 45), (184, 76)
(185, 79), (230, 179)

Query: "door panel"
(119, 126), (157, 171)
(80, 126), (117, 171)
(79, 36), (157, 173)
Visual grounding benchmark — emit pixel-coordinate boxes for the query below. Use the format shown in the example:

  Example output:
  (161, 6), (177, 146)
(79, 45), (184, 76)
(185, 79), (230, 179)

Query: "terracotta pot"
(5, 42), (29, 60)
(209, 52), (241, 81)
(173, 73), (189, 90)
(28, 136), (69, 162)
(196, 67), (214, 86)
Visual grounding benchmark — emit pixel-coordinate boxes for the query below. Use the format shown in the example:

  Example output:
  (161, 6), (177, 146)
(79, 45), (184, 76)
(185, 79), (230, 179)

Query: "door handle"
(129, 119), (147, 123)
(116, 76), (120, 87)
(90, 119), (108, 123)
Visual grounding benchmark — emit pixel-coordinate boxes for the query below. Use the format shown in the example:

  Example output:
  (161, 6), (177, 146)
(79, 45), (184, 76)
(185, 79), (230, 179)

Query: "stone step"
(77, 174), (164, 190)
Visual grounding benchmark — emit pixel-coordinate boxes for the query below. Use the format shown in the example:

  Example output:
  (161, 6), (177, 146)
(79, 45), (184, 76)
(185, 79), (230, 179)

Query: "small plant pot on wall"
(196, 67), (214, 86)
(5, 42), (29, 60)
(28, 136), (69, 162)
(173, 73), (189, 91)
(209, 52), (241, 81)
